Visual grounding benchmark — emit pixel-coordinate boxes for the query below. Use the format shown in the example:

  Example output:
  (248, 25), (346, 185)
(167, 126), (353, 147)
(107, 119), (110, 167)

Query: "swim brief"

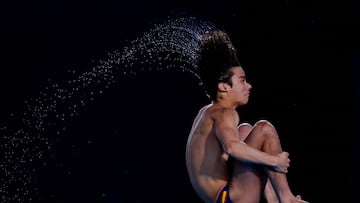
(216, 184), (232, 203)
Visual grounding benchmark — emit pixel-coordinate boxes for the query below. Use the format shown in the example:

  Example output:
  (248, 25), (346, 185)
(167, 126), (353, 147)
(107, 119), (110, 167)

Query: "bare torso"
(185, 103), (231, 203)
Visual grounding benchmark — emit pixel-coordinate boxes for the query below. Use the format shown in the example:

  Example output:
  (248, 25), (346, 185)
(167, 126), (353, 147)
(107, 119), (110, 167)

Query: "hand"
(273, 151), (290, 173)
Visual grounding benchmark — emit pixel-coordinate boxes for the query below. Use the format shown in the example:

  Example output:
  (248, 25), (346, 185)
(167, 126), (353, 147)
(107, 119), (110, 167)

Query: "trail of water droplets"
(0, 16), (217, 202)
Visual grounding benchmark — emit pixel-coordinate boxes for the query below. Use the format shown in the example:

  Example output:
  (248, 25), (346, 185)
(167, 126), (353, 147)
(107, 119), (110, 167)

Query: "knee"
(237, 123), (253, 141)
(253, 120), (278, 138)
(254, 120), (274, 129)
(238, 122), (252, 131)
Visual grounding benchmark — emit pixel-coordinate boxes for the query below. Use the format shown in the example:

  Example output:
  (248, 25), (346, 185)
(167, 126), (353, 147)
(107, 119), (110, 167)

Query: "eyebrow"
(239, 75), (247, 79)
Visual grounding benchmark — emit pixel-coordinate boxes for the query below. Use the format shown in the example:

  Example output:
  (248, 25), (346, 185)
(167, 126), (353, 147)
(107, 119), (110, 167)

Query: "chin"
(243, 99), (250, 104)
(238, 101), (248, 106)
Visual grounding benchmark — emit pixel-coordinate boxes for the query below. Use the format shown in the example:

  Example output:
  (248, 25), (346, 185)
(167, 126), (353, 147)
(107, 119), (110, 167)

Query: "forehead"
(230, 66), (245, 76)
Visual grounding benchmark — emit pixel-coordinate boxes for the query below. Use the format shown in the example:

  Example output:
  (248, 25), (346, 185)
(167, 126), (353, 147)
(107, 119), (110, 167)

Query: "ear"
(218, 82), (230, 92)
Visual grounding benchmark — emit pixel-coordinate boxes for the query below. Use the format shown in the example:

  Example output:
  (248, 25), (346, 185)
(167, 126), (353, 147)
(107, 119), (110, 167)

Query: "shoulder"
(210, 106), (239, 125)
(218, 108), (239, 120)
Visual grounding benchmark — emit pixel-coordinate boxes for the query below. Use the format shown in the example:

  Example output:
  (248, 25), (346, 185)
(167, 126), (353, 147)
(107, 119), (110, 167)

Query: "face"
(228, 66), (252, 105)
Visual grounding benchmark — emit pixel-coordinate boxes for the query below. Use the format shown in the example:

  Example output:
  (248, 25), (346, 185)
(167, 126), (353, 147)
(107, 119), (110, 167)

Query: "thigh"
(229, 161), (267, 202)
(243, 120), (275, 150)
(229, 123), (268, 201)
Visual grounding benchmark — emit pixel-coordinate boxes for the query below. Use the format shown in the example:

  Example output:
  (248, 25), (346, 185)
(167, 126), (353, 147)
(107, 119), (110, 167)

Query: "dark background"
(0, 0), (358, 202)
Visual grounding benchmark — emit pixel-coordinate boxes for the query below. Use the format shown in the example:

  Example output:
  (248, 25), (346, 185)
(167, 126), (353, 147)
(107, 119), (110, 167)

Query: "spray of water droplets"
(0, 16), (218, 202)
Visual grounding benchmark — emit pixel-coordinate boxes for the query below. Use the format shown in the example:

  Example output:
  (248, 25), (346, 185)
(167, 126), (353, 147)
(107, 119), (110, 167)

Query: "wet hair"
(197, 30), (241, 101)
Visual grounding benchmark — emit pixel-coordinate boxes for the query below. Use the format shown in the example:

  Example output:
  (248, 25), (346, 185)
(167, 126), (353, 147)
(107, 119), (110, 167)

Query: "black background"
(0, 0), (359, 202)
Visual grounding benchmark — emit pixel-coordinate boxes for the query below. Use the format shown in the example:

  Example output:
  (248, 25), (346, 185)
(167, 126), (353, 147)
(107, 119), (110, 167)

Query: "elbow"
(224, 141), (239, 155)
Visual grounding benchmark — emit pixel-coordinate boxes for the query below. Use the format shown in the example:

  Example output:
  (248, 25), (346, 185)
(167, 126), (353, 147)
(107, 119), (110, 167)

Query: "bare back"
(185, 103), (231, 203)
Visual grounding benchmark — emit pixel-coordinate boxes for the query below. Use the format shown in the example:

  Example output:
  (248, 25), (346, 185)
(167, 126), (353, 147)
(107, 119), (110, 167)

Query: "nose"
(247, 82), (252, 90)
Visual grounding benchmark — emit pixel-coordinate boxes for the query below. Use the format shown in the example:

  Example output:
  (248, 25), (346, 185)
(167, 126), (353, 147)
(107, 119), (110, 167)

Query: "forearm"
(226, 140), (277, 167)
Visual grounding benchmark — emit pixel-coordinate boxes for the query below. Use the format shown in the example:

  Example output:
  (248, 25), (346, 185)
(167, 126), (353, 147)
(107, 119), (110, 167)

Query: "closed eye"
(239, 75), (247, 82)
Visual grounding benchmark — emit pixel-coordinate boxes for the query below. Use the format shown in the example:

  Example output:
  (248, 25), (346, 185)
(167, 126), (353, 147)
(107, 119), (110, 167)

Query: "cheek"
(235, 84), (246, 92)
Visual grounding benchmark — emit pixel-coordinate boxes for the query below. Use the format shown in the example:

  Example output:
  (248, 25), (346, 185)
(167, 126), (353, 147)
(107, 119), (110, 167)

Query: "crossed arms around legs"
(185, 104), (308, 203)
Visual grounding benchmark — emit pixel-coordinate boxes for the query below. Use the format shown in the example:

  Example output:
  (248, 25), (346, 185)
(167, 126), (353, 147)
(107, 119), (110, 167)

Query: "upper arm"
(213, 109), (242, 152)
(213, 109), (277, 166)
